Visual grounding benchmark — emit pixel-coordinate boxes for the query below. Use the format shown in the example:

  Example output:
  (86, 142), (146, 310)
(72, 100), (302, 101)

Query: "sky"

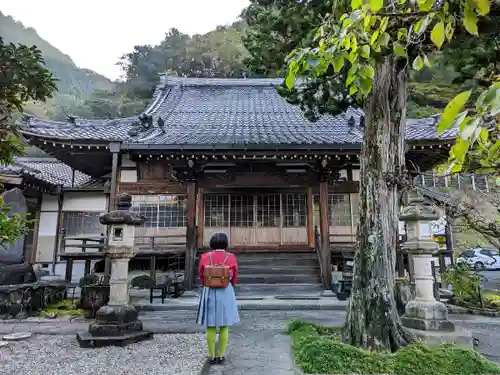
(2, 0), (250, 80)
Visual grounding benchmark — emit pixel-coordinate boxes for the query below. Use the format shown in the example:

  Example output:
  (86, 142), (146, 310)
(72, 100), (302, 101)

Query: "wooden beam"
(197, 188), (205, 249)
(184, 181), (197, 290)
(319, 181), (332, 290)
(28, 195), (43, 264)
(307, 187), (314, 248)
(109, 151), (119, 210)
(0, 175), (23, 185)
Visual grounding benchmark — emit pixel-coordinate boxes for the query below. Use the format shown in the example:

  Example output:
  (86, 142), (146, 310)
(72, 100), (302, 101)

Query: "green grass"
(287, 320), (500, 375)
(37, 299), (84, 318)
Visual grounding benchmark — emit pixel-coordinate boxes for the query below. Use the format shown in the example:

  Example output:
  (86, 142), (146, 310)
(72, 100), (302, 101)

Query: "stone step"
(237, 273), (322, 284)
(234, 283), (323, 296)
(239, 265), (321, 275)
(236, 256), (318, 266)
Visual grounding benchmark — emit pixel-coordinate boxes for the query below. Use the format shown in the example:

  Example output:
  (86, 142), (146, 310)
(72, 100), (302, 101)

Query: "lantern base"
(76, 304), (153, 348)
(402, 300), (454, 331)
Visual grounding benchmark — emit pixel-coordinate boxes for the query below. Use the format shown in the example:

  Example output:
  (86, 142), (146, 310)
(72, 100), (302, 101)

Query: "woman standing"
(196, 232), (240, 364)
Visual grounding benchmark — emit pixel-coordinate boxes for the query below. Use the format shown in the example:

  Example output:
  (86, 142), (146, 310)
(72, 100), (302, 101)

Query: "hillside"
(0, 11), (113, 121)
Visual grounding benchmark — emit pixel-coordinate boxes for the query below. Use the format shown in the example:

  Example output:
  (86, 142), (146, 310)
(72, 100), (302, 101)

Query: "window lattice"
(328, 194), (352, 226)
(230, 195), (254, 227)
(256, 195), (281, 227)
(204, 195), (229, 227)
(61, 212), (105, 236)
(282, 194), (307, 227)
(132, 195), (187, 228)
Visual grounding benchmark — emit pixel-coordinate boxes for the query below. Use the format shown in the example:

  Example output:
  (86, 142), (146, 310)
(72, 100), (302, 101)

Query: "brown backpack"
(204, 252), (230, 288)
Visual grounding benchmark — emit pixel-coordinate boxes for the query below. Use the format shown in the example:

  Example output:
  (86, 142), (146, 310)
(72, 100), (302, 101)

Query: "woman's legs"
(217, 326), (229, 357)
(206, 327), (217, 358)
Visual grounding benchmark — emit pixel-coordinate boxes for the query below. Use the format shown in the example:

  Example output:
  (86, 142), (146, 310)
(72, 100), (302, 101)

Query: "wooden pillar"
(319, 181), (332, 289)
(184, 181), (197, 290)
(197, 188), (205, 249)
(109, 151), (120, 211)
(104, 143), (120, 285)
(51, 190), (64, 276)
(307, 188), (314, 248)
(28, 194), (43, 264)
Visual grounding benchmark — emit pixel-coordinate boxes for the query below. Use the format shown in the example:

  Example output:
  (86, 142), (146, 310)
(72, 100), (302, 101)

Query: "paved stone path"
(1, 311), (500, 374)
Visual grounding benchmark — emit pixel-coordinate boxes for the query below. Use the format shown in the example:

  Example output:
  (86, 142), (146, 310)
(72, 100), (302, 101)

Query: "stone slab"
(408, 327), (474, 348)
(135, 298), (348, 312)
(76, 329), (153, 348)
(2, 332), (32, 341)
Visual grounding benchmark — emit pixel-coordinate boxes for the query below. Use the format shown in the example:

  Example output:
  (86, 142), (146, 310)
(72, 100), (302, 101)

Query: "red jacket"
(199, 251), (238, 287)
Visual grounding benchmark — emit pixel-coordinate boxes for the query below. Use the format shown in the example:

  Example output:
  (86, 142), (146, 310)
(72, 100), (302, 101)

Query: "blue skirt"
(196, 284), (240, 328)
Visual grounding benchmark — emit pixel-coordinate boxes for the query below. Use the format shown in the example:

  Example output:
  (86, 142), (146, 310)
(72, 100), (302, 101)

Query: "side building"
(9, 76), (458, 290)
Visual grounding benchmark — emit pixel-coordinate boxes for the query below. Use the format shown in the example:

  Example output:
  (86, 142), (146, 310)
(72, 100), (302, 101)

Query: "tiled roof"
(0, 157), (100, 188)
(20, 76), (458, 147)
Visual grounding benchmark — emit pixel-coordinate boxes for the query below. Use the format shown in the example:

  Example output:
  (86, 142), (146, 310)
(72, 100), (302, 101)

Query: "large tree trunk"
(342, 57), (414, 351)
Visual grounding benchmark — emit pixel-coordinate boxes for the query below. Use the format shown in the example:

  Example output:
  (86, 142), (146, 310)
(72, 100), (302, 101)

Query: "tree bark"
(342, 57), (414, 351)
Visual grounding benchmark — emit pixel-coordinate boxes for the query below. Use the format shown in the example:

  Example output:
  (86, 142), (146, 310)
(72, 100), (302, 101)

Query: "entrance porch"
(202, 192), (309, 249)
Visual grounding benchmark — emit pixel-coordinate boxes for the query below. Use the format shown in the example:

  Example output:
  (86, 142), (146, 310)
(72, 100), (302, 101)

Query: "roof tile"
(20, 77), (458, 147)
(0, 158), (100, 188)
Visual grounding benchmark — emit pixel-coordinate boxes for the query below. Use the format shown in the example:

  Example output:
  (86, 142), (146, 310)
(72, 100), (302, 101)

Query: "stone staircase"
(195, 251), (323, 296)
(234, 252), (323, 296)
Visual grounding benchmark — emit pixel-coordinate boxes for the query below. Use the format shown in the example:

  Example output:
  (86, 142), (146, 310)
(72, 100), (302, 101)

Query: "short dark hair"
(209, 232), (228, 250)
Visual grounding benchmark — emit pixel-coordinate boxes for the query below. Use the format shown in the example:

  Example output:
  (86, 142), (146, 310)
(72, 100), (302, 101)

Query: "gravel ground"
(0, 334), (207, 375)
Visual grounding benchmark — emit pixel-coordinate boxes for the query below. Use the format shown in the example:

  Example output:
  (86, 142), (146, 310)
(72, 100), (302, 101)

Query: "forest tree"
(0, 37), (56, 248)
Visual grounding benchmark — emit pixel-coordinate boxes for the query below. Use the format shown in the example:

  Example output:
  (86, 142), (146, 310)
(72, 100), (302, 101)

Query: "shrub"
(287, 320), (500, 375)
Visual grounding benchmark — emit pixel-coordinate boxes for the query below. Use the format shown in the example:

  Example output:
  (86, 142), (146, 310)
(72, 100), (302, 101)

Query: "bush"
(443, 264), (481, 305)
(287, 320), (500, 375)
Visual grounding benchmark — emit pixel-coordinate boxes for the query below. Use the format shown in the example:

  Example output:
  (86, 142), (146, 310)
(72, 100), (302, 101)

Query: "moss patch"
(37, 299), (84, 318)
(287, 320), (500, 375)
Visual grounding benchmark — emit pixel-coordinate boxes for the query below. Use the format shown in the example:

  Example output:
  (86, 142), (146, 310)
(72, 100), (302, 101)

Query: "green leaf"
(363, 65), (375, 79)
(359, 77), (373, 94)
(463, 8), (479, 35)
(479, 127), (489, 143)
(360, 45), (370, 59)
(349, 85), (358, 96)
(412, 56), (424, 71)
(352, 0), (363, 9)
(476, 0), (490, 16)
(346, 71), (356, 86)
(445, 22), (455, 41)
(461, 118), (480, 140)
(423, 54), (432, 67)
(437, 91), (471, 134)
(393, 42), (406, 57)
(370, 31), (379, 46)
(369, 0), (383, 13)
(418, 0), (434, 11)
(333, 55), (345, 73)
(431, 22), (445, 49)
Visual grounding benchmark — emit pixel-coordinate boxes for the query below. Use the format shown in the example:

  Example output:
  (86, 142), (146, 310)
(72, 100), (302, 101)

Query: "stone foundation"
(0, 281), (67, 319)
(76, 304), (152, 348)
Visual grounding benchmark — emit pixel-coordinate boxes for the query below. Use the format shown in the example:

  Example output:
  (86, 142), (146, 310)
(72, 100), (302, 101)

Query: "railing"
(134, 234), (187, 253)
(415, 172), (491, 192)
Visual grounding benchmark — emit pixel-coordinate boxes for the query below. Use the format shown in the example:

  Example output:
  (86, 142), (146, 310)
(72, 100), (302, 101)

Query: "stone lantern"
(400, 189), (472, 346)
(76, 193), (153, 348)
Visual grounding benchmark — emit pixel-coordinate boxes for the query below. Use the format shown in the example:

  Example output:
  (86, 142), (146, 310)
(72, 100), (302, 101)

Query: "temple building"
(2, 76), (459, 291)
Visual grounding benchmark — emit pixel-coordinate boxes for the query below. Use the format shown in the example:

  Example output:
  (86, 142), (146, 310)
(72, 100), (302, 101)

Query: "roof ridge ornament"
(128, 114), (154, 137)
(66, 115), (78, 125)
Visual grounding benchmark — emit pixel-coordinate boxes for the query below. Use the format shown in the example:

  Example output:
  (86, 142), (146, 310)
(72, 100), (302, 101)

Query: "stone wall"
(0, 281), (67, 319)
